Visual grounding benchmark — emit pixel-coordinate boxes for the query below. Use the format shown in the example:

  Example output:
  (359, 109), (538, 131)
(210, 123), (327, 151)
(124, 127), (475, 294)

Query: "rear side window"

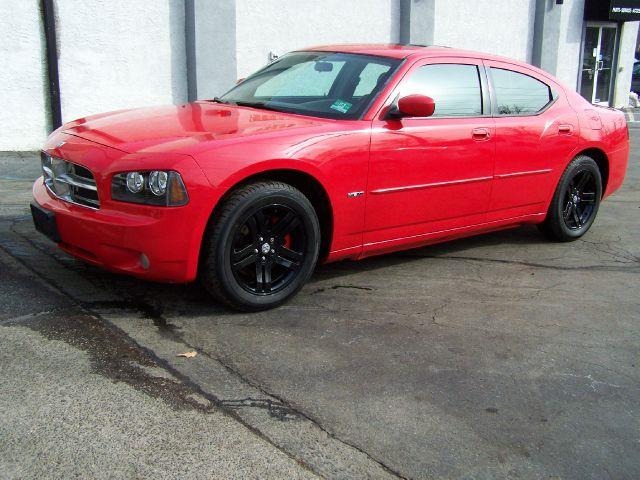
(490, 68), (553, 115)
(400, 64), (483, 117)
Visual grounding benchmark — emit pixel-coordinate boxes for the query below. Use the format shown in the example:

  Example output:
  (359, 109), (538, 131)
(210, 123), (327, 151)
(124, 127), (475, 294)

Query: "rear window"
(490, 68), (554, 115)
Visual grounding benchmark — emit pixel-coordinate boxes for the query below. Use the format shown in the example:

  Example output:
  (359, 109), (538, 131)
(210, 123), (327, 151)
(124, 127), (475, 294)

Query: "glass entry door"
(580, 24), (618, 105)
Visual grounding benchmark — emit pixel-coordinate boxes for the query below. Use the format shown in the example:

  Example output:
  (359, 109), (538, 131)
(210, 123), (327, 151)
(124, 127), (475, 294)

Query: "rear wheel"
(539, 155), (602, 241)
(201, 181), (320, 311)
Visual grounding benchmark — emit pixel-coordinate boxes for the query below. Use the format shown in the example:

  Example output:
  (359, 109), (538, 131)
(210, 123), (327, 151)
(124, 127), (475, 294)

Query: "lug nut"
(259, 237), (263, 242)
(270, 237), (274, 243)
(254, 248), (259, 253)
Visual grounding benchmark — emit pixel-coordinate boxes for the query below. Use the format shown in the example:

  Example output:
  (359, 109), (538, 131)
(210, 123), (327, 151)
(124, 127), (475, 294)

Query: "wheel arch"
(203, 168), (334, 265)
(575, 147), (609, 197)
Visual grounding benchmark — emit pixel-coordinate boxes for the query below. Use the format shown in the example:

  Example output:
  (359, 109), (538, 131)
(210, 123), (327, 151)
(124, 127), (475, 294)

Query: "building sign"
(610, 0), (640, 20)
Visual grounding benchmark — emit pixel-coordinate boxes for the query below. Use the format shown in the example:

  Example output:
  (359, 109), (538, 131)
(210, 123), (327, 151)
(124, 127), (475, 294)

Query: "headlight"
(125, 172), (145, 193)
(148, 170), (168, 196)
(111, 170), (189, 206)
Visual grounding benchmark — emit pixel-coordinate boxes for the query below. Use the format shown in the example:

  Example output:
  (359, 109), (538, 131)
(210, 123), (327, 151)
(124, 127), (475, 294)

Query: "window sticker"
(330, 99), (352, 114)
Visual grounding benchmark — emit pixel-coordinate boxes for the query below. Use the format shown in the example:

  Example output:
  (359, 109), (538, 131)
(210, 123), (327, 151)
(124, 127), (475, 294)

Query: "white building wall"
(56, 0), (187, 123)
(553, 0), (585, 91)
(0, 1), (48, 150)
(433, 0), (536, 63)
(234, 0), (401, 79)
(193, 0), (237, 99)
(613, 21), (640, 108)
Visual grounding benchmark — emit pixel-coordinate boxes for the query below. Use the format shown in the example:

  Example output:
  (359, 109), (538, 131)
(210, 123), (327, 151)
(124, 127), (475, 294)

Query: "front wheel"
(200, 181), (320, 311)
(539, 155), (602, 241)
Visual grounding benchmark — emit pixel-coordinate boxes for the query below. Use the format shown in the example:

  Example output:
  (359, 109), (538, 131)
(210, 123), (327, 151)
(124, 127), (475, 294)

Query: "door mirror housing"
(388, 95), (436, 118)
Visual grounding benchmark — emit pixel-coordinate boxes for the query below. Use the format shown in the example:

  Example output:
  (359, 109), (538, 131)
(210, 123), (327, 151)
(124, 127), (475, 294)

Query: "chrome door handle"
(558, 124), (573, 135)
(472, 128), (490, 141)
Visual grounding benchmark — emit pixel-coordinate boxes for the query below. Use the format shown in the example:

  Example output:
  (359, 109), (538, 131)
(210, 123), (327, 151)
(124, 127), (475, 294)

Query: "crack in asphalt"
(167, 339), (409, 480)
(0, 310), (55, 325)
(396, 253), (640, 273)
(311, 284), (374, 295)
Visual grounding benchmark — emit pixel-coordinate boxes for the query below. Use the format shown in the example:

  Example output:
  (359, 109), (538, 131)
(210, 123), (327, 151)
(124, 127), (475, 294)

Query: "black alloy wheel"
(539, 155), (602, 241)
(230, 204), (307, 295)
(561, 169), (597, 230)
(201, 181), (320, 311)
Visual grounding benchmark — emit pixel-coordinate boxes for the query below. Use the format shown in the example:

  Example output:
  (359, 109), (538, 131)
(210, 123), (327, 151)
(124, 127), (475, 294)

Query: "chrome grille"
(41, 152), (100, 209)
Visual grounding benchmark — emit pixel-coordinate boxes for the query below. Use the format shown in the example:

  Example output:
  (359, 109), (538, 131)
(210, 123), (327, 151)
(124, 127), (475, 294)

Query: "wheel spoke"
(254, 261), (272, 293)
(279, 246), (303, 262)
(255, 261), (264, 292)
(233, 243), (256, 262)
(581, 192), (596, 204)
(271, 212), (300, 237)
(254, 210), (269, 235)
(263, 262), (272, 292)
(563, 201), (572, 220)
(233, 251), (258, 270)
(572, 204), (581, 228)
(275, 254), (300, 271)
(575, 171), (591, 190)
(244, 215), (259, 238)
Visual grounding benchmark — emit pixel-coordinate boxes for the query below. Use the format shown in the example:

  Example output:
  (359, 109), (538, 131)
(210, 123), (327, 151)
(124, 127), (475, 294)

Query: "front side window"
(400, 64), (483, 117)
(490, 68), (553, 115)
(220, 52), (401, 119)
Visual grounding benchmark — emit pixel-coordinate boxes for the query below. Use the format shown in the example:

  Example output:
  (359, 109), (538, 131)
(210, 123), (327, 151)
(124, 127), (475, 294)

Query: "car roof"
(303, 43), (518, 63)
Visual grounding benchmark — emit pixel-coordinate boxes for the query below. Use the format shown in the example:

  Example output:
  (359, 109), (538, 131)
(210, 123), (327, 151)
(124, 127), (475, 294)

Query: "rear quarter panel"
(570, 96), (629, 198)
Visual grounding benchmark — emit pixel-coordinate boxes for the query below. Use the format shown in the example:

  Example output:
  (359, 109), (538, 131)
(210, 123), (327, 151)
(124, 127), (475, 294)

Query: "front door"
(365, 60), (494, 253)
(580, 24), (618, 105)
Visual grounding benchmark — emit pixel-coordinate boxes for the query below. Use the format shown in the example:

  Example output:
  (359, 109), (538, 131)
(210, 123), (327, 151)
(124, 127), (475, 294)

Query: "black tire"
(200, 181), (320, 311)
(539, 155), (602, 242)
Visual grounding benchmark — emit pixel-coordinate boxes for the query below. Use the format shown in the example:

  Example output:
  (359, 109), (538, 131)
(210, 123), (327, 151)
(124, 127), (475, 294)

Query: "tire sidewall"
(213, 188), (320, 309)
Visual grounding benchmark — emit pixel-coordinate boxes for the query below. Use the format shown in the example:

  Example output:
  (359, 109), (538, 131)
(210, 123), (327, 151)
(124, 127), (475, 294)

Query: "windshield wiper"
(206, 97), (228, 104)
(231, 101), (288, 113)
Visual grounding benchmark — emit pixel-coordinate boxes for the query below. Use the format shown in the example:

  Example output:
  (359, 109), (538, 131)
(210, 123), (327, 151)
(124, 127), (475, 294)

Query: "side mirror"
(391, 95), (436, 118)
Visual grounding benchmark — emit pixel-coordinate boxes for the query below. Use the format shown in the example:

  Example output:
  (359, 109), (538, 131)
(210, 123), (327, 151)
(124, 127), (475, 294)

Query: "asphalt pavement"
(0, 131), (638, 479)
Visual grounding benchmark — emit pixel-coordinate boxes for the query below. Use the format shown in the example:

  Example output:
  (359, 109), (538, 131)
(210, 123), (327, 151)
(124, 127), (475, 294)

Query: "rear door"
(484, 61), (579, 221)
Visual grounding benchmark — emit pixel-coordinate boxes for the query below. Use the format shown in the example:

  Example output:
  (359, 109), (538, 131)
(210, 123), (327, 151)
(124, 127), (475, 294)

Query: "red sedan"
(31, 44), (629, 310)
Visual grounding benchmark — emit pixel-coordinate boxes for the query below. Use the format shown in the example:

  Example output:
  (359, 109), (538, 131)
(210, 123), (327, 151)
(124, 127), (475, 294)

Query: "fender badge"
(347, 191), (364, 198)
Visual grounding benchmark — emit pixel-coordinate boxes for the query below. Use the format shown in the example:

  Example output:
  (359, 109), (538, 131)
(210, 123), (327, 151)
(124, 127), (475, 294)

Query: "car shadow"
(19, 221), (547, 320)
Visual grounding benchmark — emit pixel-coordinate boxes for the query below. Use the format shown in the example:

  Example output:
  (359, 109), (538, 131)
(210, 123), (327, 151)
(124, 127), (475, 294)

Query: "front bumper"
(30, 131), (221, 283)
(32, 176), (208, 283)
(33, 152), (212, 283)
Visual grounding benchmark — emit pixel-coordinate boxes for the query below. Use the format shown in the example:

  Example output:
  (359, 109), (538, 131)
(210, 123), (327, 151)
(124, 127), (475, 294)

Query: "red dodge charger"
(32, 44), (629, 310)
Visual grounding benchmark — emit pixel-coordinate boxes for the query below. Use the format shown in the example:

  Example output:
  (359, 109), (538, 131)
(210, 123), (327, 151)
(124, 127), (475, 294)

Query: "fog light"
(149, 171), (168, 196)
(126, 172), (144, 193)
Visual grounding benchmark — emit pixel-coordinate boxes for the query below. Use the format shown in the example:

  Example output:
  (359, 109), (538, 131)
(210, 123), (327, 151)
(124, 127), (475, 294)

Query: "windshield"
(219, 52), (402, 120)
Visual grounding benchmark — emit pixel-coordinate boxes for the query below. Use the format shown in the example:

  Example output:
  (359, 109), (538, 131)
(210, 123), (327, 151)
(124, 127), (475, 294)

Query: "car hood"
(62, 102), (334, 155)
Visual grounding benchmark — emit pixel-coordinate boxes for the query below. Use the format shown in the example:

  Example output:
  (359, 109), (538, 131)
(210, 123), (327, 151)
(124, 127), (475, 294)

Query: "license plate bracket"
(30, 202), (61, 243)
